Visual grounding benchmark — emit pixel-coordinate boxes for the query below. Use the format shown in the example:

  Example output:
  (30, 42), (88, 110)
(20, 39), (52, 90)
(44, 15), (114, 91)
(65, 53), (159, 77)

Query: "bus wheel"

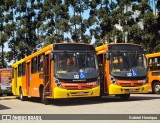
(153, 82), (160, 94)
(120, 94), (130, 100)
(40, 88), (44, 103)
(40, 88), (48, 105)
(41, 94), (48, 105)
(44, 98), (49, 105)
(19, 88), (27, 101)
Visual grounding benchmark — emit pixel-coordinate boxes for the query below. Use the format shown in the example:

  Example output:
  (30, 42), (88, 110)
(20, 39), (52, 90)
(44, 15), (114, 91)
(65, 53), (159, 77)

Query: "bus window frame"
(31, 56), (38, 74)
(22, 62), (26, 76)
(148, 57), (160, 71)
(18, 64), (22, 77)
(38, 54), (44, 72)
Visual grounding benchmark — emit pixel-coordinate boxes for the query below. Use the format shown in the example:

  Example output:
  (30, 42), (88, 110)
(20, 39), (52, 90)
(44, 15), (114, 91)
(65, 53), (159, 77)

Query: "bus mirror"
(106, 52), (110, 60)
(50, 53), (54, 60)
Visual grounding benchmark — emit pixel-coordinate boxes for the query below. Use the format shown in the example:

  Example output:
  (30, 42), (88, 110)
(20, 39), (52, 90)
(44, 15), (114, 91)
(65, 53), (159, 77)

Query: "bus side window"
(18, 64), (22, 77)
(149, 58), (154, 71)
(22, 62), (26, 76)
(38, 54), (44, 72)
(31, 57), (37, 73)
(157, 57), (160, 70)
(154, 57), (160, 70)
(149, 63), (153, 70)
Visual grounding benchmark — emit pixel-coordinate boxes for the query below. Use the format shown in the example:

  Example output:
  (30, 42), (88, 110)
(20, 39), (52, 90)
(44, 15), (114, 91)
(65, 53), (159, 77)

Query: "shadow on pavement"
(0, 104), (11, 110)
(10, 94), (160, 106)
(46, 94), (160, 106)
(0, 96), (16, 101)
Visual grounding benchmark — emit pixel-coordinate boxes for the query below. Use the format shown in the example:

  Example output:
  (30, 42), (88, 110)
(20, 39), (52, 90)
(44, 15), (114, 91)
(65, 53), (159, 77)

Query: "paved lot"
(0, 94), (160, 123)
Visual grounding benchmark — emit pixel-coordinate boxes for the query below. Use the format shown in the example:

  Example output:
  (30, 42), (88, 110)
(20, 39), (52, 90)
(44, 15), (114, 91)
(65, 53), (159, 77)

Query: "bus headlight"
(96, 77), (100, 86)
(54, 78), (62, 88)
(110, 75), (116, 84)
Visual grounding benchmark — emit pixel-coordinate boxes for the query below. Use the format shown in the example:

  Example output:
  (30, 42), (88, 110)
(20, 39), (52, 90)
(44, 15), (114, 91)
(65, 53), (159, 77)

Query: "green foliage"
(0, 0), (160, 66)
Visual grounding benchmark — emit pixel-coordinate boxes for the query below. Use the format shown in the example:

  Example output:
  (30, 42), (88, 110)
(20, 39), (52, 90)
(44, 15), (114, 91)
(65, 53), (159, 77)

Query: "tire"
(44, 98), (49, 105)
(40, 87), (48, 105)
(120, 94), (130, 100)
(153, 82), (160, 94)
(40, 87), (44, 103)
(19, 88), (27, 101)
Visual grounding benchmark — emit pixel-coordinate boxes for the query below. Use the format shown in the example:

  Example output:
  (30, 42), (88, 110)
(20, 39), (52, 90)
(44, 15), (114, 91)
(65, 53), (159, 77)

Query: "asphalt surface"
(0, 94), (160, 123)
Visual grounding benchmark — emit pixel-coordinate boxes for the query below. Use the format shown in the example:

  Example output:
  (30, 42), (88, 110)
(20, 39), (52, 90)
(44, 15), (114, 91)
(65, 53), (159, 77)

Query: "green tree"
(69, 0), (81, 42)
(40, 0), (56, 45)
(4, 0), (17, 63)
(8, 0), (42, 60)
(153, 0), (160, 52)
(40, 0), (70, 45)
(0, 0), (14, 68)
(138, 0), (157, 52)
(96, 0), (112, 44)
(0, 51), (7, 68)
(1, 0), (160, 65)
(0, 1), (5, 68)
(53, 0), (70, 43)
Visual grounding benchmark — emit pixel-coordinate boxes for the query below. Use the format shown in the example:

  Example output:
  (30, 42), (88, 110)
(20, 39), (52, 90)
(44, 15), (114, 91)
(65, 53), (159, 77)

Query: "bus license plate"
(77, 92), (84, 95)
(129, 89), (136, 92)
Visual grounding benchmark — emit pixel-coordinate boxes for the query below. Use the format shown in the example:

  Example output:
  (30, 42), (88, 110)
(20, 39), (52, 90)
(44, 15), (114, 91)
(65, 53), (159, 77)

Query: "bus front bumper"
(109, 84), (149, 95)
(53, 86), (100, 99)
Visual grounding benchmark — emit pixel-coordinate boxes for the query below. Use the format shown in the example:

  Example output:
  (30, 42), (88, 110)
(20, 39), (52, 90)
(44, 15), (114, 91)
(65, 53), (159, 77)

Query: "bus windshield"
(54, 51), (99, 80)
(110, 51), (147, 77)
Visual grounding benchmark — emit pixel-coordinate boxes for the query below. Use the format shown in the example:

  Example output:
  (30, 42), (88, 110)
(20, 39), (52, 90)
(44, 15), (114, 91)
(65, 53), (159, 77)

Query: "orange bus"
(146, 53), (160, 94)
(0, 68), (12, 95)
(12, 43), (100, 104)
(96, 43), (149, 99)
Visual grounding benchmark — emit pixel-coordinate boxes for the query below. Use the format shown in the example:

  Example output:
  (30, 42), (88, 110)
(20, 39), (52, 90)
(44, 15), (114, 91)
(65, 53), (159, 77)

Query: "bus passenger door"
(98, 54), (107, 95)
(44, 54), (51, 96)
(13, 68), (18, 95)
(26, 62), (30, 96)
